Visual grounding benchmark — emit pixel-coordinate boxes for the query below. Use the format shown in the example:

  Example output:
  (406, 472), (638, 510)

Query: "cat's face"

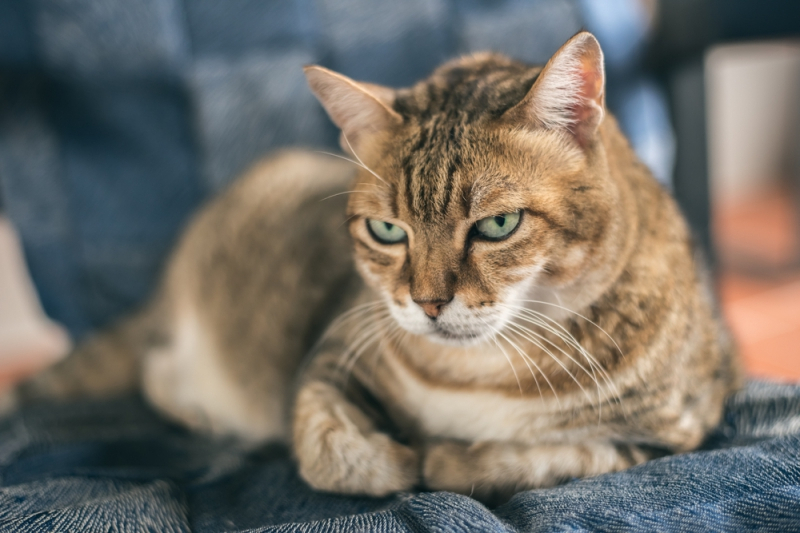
(346, 121), (613, 345)
(307, 33), (614, 345)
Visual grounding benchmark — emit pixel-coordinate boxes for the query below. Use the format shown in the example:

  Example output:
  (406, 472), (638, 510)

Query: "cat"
(9, 31), (741, 503)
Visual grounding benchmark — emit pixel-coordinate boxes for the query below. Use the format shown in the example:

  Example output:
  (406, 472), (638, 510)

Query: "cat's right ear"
(304, 66), (402, 154)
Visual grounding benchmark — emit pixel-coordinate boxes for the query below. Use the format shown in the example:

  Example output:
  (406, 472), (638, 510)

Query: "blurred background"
(0, 0), (799, 387)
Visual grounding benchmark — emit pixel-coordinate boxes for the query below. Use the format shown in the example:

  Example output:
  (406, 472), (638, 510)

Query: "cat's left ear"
(504, 31), (605, 147)
(304, 65), (402, 155)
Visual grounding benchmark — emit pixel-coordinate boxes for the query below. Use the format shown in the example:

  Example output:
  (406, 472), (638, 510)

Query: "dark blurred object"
(649, 0), (800, 266)
(651, 0), (800, 66)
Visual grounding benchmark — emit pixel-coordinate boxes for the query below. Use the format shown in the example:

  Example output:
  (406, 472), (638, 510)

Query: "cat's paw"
(423, 441), (475, 494)
(423, 441), (514, 504)
(297, 421), (419, 496)
(294, 383), (419, 497)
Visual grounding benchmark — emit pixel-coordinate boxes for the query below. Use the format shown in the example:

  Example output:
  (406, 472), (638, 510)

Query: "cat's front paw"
(423, 441), (515, 505)
(423, 441), (475, 494)
(301, 428), (419, 497)
(294, 382), (419, 497)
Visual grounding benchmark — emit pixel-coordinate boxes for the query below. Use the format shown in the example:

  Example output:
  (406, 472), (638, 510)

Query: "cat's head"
(306, 32), (626, 346)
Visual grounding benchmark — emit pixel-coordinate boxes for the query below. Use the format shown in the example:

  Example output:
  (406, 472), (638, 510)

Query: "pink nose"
(415, 299), (451, 319)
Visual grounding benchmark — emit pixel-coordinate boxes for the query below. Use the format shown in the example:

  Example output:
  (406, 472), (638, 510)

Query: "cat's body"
(11, 32), (741, 503)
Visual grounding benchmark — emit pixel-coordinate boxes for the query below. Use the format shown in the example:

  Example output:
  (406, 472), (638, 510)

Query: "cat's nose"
(414, 298), (452, 319)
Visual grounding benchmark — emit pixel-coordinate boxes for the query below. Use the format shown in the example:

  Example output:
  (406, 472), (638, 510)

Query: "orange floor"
(720, 272), (800, 381)
(715, 186), (800, 382)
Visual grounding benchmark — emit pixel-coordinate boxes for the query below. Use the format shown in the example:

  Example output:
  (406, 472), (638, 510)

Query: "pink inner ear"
(502, 32), (606, 147)
(554, 38), (605, 147)
(572, 54), (604, 125)
(580, 54), (604, 103)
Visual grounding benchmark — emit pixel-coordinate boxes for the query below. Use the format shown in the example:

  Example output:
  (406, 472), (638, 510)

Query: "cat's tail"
(2, 300), (165, 413)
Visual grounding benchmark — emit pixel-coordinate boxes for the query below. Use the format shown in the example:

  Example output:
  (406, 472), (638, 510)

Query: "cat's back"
(170, 149), (357, 315)
(196, 149), (355, 230)
(173, 148), (359, 354)
(144, 150), (361, 441)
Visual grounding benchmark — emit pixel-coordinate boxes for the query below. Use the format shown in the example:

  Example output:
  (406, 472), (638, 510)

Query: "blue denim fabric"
(1, 381), (799, 532)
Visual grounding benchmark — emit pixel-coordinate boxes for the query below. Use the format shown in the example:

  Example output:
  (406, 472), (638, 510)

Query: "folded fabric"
(1, 380), (798, 532)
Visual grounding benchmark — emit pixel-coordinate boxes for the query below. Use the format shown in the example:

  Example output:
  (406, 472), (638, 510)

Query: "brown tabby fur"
(9, 32), (741, 504)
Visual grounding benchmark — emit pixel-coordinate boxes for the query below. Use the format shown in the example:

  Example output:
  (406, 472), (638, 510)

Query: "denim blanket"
(1, 381), (799, 532)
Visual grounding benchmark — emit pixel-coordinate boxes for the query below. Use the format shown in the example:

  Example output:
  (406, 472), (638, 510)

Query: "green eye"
(474, 211), (522, 240)
(366, 219), (407, 244)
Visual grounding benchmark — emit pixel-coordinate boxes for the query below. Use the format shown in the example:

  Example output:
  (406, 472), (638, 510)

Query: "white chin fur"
(384, 274), (546, 347)
(387, 295), (514, 347)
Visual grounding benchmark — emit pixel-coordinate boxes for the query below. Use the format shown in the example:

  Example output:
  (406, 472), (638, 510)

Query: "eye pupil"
(474, 211), (521, 241)
(366, 218), (407, 244)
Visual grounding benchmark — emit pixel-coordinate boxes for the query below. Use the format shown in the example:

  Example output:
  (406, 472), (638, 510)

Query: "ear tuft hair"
(505, 32), (605, 147)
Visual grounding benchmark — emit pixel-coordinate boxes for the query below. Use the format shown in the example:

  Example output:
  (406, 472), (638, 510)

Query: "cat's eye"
(366, 219), (407, 244)
(474, 211), (522, 241)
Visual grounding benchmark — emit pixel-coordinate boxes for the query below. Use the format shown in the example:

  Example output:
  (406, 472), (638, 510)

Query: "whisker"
(323, 301), (385, 338)
(307, 302), (385, 362)
(504, 304), (620, 399)
(344, 320), (398, 376)
(337, 314), (394, 379)
(500, 303), (624, 416)
(505, 310), (605, 419)
(481, 317), (525, 396)
(326, 309), (386, 364)
(486, 319), (557, 405)
(505, 316), (596, 385)
(523, 308), (620, 412)
(505, 322), (593, 405)
(337, 213), (360, 230)
(493, 322), (539, 397)
(500, 306), (599, 386)
(340, 133), (389, 187)
(314, 151), (387, 189)
(497, 328), (562, 408)
(342, 329), (384, 380)
(339, 312), (392, 359)
(319, 187), (381, 202)
(516, 299), (624, 359)
(371, 323), (405, 383)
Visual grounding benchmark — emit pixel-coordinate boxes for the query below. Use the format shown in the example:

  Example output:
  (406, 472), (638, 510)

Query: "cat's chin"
(425, 328), (490, 347)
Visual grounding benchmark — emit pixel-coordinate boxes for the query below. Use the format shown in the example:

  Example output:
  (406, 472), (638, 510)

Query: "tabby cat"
(10, 32), (741, 503)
